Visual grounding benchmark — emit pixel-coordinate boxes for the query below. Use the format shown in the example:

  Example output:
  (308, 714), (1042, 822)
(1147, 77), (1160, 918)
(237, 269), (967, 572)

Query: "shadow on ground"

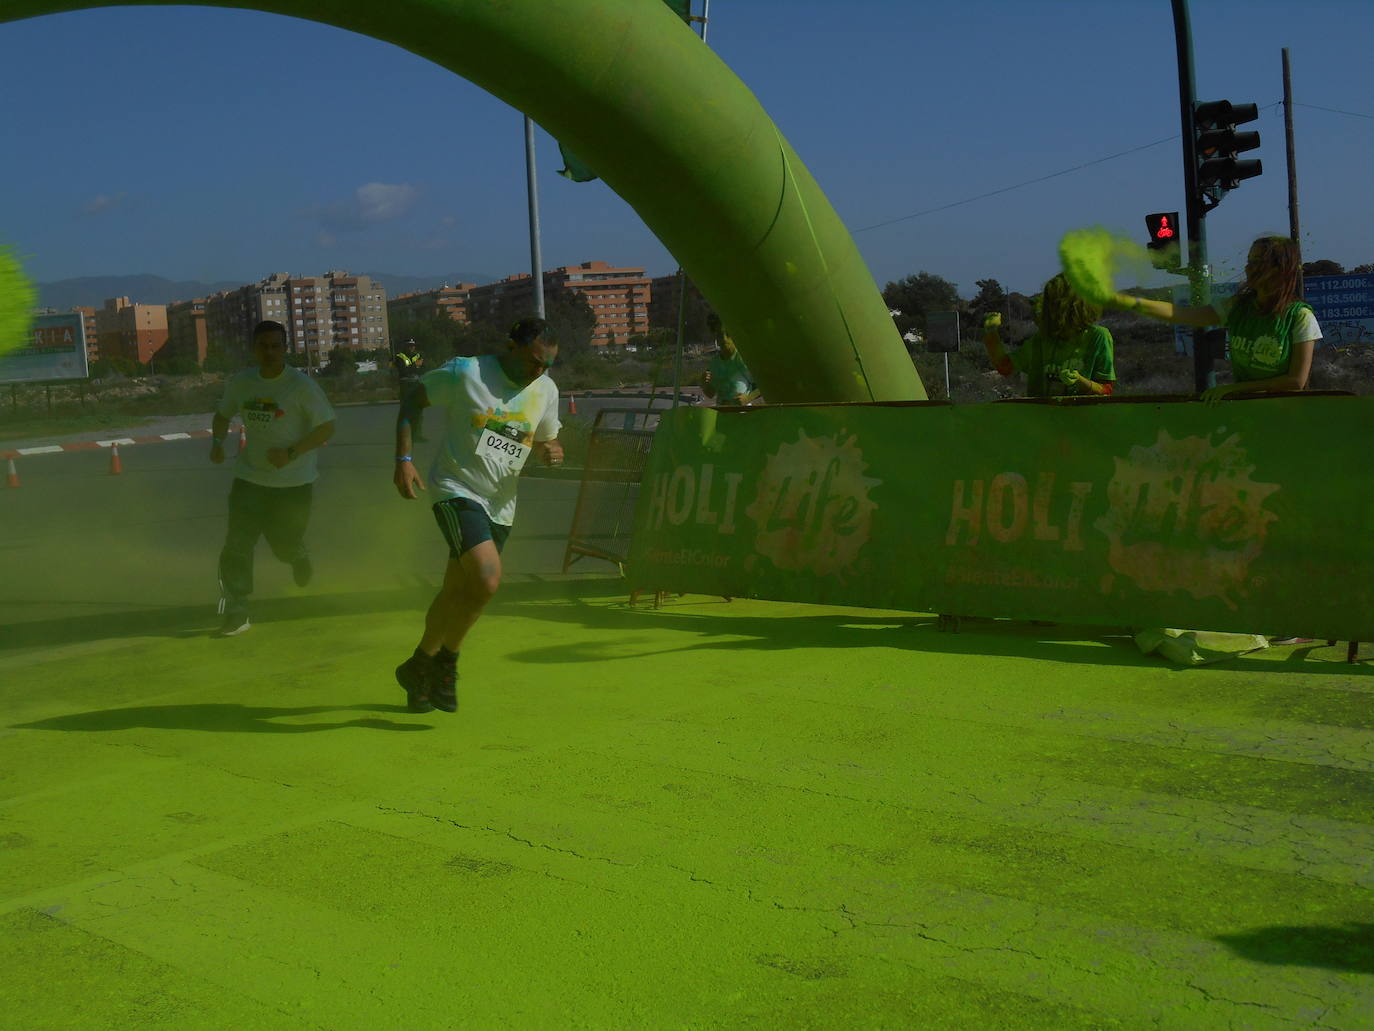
(1216, 923), (1374, 974)
(503, 596), (1374, 680)
(12, 703), (434, 734)
(0, 576), (627, 652)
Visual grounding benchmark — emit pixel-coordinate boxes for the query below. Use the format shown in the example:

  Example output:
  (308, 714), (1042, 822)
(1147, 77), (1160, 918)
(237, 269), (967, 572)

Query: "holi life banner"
(626, 398), (1374, 642)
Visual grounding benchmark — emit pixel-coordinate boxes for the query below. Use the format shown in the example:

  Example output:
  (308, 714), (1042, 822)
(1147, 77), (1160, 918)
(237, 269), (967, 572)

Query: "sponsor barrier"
(627, 396), (1374, 642)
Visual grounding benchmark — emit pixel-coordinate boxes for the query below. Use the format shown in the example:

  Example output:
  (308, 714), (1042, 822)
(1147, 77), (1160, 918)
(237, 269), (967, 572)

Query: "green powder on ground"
(1058, 227), (1146, 306)
(1, 245), (37, 358)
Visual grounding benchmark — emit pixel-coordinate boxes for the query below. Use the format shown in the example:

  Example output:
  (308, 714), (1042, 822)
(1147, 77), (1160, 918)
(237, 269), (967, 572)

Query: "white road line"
(159, 433), (192, 440)
(96, 439), (136, 447)
(16, 445), (64, 455)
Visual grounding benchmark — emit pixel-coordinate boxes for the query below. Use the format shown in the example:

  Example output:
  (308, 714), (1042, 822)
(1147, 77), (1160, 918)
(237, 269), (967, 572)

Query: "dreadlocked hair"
(1037, 273), (1101, 341)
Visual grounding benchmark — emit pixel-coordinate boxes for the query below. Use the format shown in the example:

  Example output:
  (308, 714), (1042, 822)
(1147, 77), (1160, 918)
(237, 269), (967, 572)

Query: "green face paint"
(0, 245), (37, 359)
(1058, 227), (1149, 306)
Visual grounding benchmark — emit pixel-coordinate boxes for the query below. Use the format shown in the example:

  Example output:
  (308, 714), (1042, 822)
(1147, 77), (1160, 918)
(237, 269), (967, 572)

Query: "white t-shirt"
(216, 366), (335, 487)
(422, 354), (560, 525)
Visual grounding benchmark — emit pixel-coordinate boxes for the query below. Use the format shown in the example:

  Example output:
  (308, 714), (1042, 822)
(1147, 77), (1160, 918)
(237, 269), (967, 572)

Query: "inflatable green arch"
(3, 0), (925, 403)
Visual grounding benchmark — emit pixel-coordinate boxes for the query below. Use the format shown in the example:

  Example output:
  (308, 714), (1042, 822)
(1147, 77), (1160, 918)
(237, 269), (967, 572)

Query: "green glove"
(983, 312), (1002, 331)
(1058, 367), (1079, 385)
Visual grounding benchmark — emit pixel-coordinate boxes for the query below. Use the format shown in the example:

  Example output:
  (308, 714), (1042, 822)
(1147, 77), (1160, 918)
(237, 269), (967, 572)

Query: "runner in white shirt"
(210, 321), (335, 637)
(391, 317), (563, 712)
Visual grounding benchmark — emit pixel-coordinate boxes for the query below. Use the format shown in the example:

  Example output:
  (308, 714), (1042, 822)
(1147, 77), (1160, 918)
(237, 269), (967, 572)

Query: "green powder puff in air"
(1, 245), (38, 358)
(1058, 227), (1148, 306)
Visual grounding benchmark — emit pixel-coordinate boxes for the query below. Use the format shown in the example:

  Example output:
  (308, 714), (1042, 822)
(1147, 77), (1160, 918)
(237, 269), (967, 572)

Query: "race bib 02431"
(477, 421), (532, 472)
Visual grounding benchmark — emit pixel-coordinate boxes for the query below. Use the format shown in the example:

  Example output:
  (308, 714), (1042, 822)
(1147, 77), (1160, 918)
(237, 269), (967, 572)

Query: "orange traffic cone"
(236, 424), (247, 454)
(568, 394), (578, 415)
(109, 443), (123, 475)
(6, 457), (18, 488)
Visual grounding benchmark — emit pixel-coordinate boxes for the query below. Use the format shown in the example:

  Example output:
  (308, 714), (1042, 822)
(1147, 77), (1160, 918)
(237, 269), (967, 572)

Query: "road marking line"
(96, 438), (137, 447)
(16, 445), (64, 455)
(159, 433), (192, 440)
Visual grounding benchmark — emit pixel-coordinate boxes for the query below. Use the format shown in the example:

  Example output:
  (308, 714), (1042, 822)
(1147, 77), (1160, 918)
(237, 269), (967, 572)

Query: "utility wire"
(853, 98), (1365, 235)
(1296, 101), (1374, 120)
(852, 134), (1179, 234)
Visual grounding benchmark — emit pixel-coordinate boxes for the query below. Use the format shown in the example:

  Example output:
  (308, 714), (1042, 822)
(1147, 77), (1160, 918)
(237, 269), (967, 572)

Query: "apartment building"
(466, 261), (651, 349)
(647, 271), (715, 345)
(94, 296), (168, 365)
(71, 306), (98, 363)
(287, 271), (389, 357)
(204, 273), (290, 366)
(166, 298), (209, 366)
(388, 283), (476, 332)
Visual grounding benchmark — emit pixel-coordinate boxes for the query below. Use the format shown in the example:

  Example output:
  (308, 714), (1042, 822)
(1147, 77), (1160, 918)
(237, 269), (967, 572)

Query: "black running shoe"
(395, 655), (434, 714)
(291, 556), (313, 587)
(431, 655), (458, 713)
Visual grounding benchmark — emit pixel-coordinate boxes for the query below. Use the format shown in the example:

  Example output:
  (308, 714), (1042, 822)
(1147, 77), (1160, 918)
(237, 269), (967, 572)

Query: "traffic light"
(1193, 100), (1261, 211)
(1145, 212), (1181, 270)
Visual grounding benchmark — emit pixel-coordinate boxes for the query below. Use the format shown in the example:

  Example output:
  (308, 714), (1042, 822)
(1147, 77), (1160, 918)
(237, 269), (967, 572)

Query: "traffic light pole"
(1170, 0), (1215, 392)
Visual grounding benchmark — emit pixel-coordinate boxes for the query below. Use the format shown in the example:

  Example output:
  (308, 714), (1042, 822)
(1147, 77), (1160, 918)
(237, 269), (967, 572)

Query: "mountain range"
(36, 271), (496, 310)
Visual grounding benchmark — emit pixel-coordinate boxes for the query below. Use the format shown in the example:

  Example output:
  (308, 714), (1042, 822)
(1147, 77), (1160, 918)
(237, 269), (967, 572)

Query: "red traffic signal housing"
(1145, 212), (1179, 250)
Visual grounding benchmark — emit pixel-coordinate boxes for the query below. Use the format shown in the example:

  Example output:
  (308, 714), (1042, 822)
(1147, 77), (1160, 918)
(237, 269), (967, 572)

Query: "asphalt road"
(0, 401), (617, 631)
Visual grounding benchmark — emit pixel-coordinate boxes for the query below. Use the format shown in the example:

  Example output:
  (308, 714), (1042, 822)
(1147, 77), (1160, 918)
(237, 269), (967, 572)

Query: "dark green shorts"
(432, 497), (510, 560)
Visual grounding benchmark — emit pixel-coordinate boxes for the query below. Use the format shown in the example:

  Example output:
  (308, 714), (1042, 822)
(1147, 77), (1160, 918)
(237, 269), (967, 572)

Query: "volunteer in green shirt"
(1094, 235), (1321, 404)
(701, 313), (758, 406)
(983, 274), (1117, 398)
(1089, 234), (1322, 648)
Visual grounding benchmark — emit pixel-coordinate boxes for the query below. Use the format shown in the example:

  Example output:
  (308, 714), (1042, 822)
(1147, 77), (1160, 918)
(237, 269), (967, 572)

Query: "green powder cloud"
(1, 245), (37, 358)
(1058, 227), (1151, 306)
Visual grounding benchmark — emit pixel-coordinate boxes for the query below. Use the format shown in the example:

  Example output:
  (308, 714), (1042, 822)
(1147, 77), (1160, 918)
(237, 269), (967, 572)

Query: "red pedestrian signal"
(1145, 212), (1180, 250)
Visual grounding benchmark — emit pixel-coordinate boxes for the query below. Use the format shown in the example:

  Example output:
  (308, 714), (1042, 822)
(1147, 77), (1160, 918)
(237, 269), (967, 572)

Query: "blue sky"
(0, 0), (1369, 297)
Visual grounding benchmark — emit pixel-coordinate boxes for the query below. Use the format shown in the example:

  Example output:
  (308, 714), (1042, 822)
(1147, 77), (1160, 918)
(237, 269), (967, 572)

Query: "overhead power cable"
(1296, 101), (1374, 121)
(852, 134), (1179, 234)
(852, 97), (1363, 235)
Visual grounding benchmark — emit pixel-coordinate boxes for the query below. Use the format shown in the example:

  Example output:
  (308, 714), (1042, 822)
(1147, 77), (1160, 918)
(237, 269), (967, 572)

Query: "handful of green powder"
(1059, 226), (1142, 306)
(1, 246), (38, 359)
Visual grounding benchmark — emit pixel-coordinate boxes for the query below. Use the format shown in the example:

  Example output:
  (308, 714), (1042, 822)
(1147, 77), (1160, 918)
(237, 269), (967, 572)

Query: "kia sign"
(0, 312), (89, 384)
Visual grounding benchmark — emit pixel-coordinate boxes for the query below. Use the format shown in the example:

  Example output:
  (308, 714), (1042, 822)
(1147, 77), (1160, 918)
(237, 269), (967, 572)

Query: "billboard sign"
(0, 312), (89, 384)
(1304, 272), (1374, 352)
(925, 311), (960, 353)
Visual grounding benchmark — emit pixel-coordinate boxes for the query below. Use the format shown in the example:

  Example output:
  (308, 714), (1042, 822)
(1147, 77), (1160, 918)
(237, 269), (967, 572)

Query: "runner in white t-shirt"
(209, 321), (336, 637)
(391, 317), (563, 713)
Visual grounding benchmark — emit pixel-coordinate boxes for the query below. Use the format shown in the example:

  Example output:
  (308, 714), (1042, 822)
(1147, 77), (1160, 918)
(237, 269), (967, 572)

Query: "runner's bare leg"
(419, 540), (502, 654)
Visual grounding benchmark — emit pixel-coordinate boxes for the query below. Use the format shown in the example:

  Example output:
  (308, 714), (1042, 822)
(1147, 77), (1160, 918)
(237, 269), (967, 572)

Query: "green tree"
(968, 278), (1008, 324)
(1303, 259), (1344, 277)
(626, 328), (675, 354)
(394, 317), (503, 368)
(882, 271), (963, 340)
(469, 288), (596, 359)
(545, 289), (597, 358)
(324, 344), (358, 375)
